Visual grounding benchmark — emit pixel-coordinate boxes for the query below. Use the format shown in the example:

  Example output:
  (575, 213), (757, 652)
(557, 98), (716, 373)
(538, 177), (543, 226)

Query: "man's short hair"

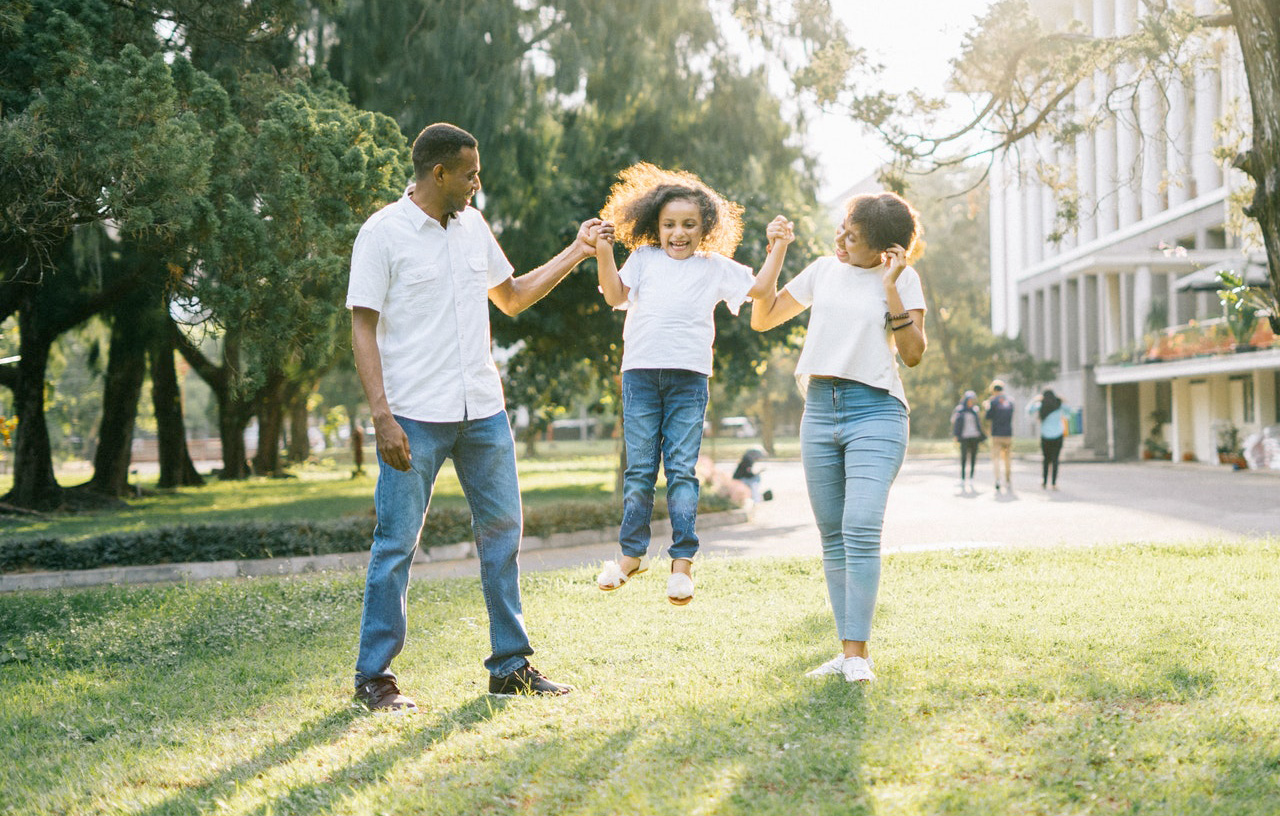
(412, 123), (478, 181)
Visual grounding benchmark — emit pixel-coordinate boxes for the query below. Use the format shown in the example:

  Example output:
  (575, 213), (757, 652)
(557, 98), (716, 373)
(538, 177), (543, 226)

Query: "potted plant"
(1143, 409), (1172, 460)
(1215, 421), (1247, 468)
(1216, 270), (1269, 351)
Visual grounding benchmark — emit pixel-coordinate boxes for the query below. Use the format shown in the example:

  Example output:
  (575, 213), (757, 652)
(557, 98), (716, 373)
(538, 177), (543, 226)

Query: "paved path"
(419, 456), (1280, 579)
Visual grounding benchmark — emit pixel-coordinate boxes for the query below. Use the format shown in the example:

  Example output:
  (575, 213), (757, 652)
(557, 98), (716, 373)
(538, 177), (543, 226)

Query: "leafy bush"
(0, 494), (738, 573)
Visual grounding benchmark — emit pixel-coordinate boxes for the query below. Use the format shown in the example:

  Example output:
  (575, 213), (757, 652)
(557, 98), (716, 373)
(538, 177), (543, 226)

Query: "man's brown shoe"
(488, 664), (572, 697)
(355, 677), (417, 713)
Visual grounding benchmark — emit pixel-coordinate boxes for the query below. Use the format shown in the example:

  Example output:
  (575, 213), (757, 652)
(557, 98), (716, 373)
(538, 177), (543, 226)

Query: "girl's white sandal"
(597, 560), (645, 591)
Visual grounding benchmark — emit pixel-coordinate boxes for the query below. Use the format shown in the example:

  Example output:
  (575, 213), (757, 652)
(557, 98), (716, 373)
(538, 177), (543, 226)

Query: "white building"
(989, 0), (1280, 465)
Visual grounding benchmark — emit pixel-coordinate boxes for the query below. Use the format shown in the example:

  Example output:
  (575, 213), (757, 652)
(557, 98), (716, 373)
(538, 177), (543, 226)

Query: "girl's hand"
(881, 244), (907, 284)
(765, 215), (794, 253)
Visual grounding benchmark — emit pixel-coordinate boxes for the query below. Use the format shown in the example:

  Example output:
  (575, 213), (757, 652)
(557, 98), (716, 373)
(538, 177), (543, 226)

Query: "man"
(984, 379), (1015, 492)
(346, 122), (609, 711)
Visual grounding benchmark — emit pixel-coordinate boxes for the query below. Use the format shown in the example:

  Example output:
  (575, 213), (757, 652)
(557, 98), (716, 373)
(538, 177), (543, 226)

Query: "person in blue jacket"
(1027, 389), (1066, 489)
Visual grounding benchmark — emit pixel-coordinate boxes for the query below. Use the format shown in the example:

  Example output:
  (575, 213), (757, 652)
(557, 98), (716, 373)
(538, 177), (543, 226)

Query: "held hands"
(575, 218), (615, 258)
(765, 215), (794, 253)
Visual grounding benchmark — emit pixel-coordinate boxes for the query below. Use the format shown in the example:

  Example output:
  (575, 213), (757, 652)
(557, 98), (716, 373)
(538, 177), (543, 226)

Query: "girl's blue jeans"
(355, 410), (533, 685)
(800, 378), (908, 643)
(619, 368), (709, 562)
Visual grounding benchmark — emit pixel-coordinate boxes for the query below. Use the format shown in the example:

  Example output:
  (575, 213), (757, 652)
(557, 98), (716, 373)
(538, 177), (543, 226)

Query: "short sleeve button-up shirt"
(346, 194), (515, 422)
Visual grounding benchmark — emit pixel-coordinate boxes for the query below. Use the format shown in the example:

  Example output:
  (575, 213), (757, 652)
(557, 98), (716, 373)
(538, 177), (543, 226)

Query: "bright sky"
(808, 0), (996, 201)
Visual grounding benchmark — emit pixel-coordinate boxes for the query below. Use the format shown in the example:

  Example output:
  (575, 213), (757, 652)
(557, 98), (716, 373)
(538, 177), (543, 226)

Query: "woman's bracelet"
(885, 310), (909, 325)
(891, 319), (914, 331)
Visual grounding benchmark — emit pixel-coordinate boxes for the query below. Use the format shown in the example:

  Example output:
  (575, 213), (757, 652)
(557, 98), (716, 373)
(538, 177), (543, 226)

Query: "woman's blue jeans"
(800, 378), (908, 643)
(619, 368), (708, 562)
(355, 411), (533, 685)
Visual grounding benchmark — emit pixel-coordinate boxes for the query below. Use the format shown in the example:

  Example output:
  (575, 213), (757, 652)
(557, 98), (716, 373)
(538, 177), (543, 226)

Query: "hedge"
(0, 494), (735, 574)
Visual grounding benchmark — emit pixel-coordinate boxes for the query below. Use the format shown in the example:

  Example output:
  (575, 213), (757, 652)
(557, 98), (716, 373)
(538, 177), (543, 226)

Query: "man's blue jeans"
(355, 410), (532, 685)
(800, 378), (908, 643)
(619, 368), (708, 562)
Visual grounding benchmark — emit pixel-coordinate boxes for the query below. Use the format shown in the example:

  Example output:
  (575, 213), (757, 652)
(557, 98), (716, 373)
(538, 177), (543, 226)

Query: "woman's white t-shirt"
(616, 246), (754, 376)
(783, 256), (927, 409)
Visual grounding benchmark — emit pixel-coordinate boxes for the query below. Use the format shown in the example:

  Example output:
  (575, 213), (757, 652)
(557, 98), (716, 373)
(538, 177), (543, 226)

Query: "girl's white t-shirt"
(616, 246), (754, 375)
(783, 256), (927, 409)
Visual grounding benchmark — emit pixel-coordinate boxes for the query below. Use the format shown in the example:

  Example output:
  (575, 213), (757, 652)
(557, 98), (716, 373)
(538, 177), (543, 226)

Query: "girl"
(594, 162), (790, 605)
(1028, 389), (1066, 489)
(951, 390), (985, 490)
(750, 191), (927, 683)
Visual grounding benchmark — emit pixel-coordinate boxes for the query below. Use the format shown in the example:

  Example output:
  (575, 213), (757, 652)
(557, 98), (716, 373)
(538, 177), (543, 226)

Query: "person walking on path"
(1028, 389), (1067, 490)
(984, 379), (1015, 492)
(592, 162), (792, 606)
(346, 122), (609, 711)
(749, 191), (927, 684)
(951, 390), (985, 491)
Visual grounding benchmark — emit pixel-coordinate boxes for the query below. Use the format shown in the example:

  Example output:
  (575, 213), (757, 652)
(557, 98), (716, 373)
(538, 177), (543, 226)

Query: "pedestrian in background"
(1028, 389), (1066, 490)
(951, 390), (985, 490)
(984, 379), (1015, 492)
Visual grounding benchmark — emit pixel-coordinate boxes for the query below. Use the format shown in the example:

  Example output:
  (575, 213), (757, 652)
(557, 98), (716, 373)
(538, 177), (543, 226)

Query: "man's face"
(440, 147), (482, 215)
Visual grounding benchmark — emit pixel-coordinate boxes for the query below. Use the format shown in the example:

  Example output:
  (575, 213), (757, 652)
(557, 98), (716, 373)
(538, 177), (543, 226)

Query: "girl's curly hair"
(600, 162), (744, 257)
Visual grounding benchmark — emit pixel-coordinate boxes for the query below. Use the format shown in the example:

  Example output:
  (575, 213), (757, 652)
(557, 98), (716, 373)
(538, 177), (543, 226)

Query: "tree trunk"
(1230, 0), (1280, 331)
(286, 388), (311, 464)
(3, 303), (62, 510)
(759, 393), (776, 457)
(252, 372), (286, 476)
(348, 409), (365, 475)
(217, 395), (254, 480)
(82, 300), (147, 497)
(150, 318), (204, 488)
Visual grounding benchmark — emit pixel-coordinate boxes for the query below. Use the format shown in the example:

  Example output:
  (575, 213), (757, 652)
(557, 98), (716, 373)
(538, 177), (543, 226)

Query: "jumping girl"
(593, 162), (791, 605)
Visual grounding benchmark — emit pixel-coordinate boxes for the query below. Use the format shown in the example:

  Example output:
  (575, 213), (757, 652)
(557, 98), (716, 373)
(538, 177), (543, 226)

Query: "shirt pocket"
(466, 256), (492, 295)
(399, 263), (440, 309)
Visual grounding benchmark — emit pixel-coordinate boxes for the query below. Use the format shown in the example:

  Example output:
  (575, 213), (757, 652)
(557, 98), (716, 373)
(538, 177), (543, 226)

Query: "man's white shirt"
(346, 195), (513, 422)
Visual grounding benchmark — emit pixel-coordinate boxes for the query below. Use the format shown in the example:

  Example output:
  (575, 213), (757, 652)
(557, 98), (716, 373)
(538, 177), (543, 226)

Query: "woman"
(1028, 389), (1066, 489)
(951, 390), (985, 489)
(749, 192), (926, 683)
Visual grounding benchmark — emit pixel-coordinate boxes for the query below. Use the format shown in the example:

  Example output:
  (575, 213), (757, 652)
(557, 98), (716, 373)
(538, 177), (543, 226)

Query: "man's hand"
(765, 215), (794, 253)
(574, 218), (614, 258)
(373, 413), (412, 472)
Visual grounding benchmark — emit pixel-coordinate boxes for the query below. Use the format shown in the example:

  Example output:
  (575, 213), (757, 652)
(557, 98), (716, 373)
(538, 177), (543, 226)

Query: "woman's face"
(835, 219), (884, 268)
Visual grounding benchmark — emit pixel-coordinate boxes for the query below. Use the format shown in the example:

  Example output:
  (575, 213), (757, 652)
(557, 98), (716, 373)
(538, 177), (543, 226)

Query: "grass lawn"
(2, 542), (1278, 815)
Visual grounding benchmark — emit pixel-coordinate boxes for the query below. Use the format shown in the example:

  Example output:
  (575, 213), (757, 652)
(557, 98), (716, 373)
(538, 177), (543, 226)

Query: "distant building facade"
(990, 0), (1280, 464)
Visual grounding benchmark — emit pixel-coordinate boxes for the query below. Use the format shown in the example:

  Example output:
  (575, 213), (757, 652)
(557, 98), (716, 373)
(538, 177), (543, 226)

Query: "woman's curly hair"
(600, 163), (744, 257)
(844, 192), (926, 264)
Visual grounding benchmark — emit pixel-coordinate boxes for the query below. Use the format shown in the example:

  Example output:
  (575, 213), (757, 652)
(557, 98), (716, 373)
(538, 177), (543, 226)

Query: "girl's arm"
(882, 244), (927, 367)
(596, 224), (628, 307)
(750, 216), (805, 331)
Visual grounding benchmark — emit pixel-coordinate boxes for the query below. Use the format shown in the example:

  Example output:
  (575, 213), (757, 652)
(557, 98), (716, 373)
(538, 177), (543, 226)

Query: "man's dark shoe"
(355, 677), (417, 713)
(489, 664), (573, 697)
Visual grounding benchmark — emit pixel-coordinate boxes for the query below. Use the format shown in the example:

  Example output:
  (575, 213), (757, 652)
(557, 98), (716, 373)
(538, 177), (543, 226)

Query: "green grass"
(2, 542), (1279, 815)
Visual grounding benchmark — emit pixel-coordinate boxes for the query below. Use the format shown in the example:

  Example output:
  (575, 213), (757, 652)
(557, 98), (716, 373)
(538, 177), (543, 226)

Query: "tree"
(793, 0), (1280, 328)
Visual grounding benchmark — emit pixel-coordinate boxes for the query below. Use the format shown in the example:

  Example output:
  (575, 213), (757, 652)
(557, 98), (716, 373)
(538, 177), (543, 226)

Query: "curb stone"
(0, 509), (751, 593)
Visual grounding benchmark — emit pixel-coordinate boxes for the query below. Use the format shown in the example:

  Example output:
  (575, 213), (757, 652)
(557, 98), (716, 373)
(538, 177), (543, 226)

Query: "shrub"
(0, 495), (737, 573)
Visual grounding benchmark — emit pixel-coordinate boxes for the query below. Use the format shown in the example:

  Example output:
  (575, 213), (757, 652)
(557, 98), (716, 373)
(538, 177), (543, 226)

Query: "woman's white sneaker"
(805, 654), (847, 677)
(841, 655), (876, 683)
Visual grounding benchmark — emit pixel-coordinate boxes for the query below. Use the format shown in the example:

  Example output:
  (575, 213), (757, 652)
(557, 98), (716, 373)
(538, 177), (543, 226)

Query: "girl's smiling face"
(834, 220), (884, 268)
(658, 198), (705, 260)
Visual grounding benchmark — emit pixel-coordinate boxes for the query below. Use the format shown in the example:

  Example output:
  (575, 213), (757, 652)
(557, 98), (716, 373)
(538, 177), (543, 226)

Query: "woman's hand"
(881, 243), (907, 285)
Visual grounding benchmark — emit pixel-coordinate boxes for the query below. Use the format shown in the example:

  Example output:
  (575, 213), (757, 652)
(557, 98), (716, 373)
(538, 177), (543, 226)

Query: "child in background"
(594, 162), (791, 604)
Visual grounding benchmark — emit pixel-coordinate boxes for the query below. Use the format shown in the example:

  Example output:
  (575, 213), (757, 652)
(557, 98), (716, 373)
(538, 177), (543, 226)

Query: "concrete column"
(1166, 271), (1180, 327)
(1115, 0), (1140, 227)
(1074, 0), (1097, 243)
(1025, 161), (1044, 265)
(1133, 265), (1153, 342)
(1093, 0), (1118, 235)
(1190, 15), (1222, 197)
(1060, 280), (1074, 370)
(1138, 77), (1166, 219)
(1165, 78), (1192, 207)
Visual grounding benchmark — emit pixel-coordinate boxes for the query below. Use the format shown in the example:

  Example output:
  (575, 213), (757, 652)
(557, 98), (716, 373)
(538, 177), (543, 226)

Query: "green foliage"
(0, 493), (735, 572)
(1216, 270), (1268, 345)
